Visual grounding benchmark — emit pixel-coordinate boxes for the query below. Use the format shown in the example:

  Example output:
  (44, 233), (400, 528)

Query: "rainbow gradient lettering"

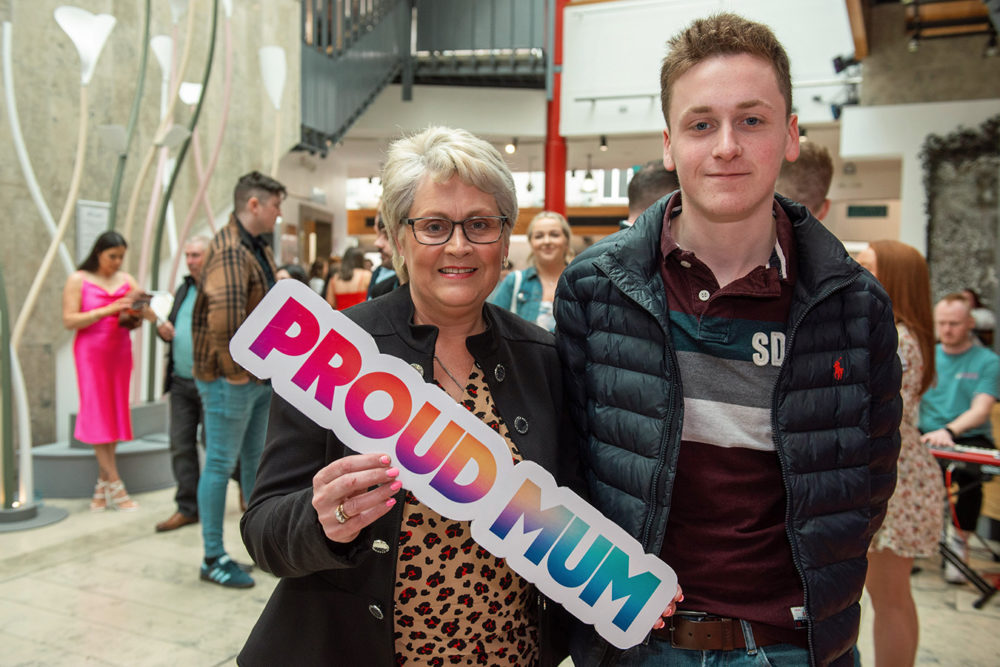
(230, 280), (677, 649)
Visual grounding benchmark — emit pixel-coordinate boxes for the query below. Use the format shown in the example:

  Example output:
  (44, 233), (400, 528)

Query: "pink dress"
(72, 280), (134, 444)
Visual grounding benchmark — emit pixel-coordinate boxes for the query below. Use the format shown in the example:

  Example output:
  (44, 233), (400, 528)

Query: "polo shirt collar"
(659, 194), (795, 285)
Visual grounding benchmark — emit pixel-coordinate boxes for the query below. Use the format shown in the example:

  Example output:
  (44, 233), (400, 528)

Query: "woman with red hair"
(857, 240), (943, 667)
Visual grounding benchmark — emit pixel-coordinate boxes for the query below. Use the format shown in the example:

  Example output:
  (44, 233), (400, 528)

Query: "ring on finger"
(335, 503), (353, 524)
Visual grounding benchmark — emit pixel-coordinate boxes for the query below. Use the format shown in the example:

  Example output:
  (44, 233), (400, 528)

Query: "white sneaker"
(944, 534), (969, 585)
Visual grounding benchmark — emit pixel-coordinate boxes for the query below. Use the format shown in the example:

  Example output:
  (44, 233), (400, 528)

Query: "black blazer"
(239, 284), (578, 667)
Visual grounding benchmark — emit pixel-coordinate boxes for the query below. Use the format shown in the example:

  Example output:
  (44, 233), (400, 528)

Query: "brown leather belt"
(651, 616), (795, 651)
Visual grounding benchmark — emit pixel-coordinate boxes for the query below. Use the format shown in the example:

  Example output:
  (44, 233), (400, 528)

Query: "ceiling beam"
(846, 0), (869, 59)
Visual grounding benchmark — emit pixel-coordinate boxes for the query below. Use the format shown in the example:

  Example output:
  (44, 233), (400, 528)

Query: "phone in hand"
(130, 293), (152, 309)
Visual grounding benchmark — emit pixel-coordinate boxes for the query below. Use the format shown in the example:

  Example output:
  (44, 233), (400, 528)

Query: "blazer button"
(513, 416), (529, 434)
(494, 363), (506, 382)
(410, 363), (424, 376)
(372, 539), (390, 554)
(368, 604), (384, 620)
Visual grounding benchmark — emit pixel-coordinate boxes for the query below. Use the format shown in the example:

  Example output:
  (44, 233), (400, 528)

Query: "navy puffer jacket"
(555, 195), (902, 667)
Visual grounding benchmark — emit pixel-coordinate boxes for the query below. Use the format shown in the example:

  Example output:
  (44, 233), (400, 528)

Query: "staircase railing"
(299, 0), (550, 149)
(300, 0), (410, 149)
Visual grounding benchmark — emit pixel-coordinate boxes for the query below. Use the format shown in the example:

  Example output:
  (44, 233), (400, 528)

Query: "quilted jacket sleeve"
(554, 268), (591, 474)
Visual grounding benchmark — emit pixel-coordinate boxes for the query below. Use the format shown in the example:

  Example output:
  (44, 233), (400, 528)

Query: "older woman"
(489, 211), (573, 332)
(239, 127), (580, 666)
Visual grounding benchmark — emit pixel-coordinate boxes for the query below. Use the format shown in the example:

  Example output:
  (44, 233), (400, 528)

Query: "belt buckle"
(668, 614), (739, 651)
(667, 617), (682, 649)
(668, 612), (713, 650)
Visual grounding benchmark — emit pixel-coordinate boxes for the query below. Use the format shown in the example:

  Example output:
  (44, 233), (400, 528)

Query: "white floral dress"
(870, 323), (944, 558)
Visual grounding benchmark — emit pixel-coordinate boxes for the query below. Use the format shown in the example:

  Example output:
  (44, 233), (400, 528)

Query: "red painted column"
(544, 0), (569, 214)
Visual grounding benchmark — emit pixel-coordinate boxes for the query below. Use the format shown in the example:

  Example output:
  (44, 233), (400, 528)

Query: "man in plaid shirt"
(192, 171), (285, 589)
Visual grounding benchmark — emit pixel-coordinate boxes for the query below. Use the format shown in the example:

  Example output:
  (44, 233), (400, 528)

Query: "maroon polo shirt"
(657, 194), (806, 642)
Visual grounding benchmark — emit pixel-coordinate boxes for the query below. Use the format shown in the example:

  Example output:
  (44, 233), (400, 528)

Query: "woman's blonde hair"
(380, 126), (517, 283)
(525, 211), (574, 268)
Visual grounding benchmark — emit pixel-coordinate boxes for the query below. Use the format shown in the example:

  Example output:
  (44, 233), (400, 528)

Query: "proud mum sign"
(230, 280), (677, 649)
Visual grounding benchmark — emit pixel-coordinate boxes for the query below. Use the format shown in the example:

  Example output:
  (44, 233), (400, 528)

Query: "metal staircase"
(299, 0), (549, 151)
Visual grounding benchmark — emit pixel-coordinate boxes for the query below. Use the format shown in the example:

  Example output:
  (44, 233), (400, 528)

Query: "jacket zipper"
(596, 262), (682, 552)
(590, 262), (680, 667)
(770, 273), (860, 667)
(639, 344), (681, 550)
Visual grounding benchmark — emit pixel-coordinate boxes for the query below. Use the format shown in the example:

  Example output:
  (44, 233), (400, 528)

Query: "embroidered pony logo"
(833, 357), (845, 381)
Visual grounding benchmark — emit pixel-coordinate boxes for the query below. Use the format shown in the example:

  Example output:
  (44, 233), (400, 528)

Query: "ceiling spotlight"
(599, 135), (608, 152)
(832, 53), (859, 74)
(504, 137), (517, 154)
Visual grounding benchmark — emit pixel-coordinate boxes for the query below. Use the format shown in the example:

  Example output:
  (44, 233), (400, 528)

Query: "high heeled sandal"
(90, 480), (109, 512)
(107, 479), (139, 511)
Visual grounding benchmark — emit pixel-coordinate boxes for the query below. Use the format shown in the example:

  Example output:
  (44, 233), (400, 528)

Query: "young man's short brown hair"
(627, 159), (680, 220)
(233, 171), (287, 213)
(777, 142), (833, 213)
(660, 12), (792, 127)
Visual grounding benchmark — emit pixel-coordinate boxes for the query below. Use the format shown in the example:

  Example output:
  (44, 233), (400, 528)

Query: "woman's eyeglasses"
(405, 216), (508, 245)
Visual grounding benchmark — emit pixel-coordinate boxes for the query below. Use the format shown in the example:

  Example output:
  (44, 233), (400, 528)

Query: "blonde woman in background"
(489, 211), (573, 331)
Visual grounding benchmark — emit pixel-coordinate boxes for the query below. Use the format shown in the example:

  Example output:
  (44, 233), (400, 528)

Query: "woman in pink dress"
(858, 240), (943, 667)
(62, 231), (150, 511)
(324, 246), (371, 310)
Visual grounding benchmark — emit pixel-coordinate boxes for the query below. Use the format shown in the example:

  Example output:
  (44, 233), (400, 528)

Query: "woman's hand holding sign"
(652, 585), (685, 631)
(312, 453), (402, 542)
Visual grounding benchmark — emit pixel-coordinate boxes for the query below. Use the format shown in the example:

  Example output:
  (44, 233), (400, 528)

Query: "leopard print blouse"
(393, 369), (539, 666)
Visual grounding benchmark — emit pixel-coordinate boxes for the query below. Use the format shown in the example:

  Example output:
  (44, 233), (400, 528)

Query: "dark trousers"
(949, 435), (995, 532)
(168, 374), (203, 517)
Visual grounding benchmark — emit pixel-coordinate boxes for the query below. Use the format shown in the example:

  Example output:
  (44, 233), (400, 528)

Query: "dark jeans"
(948, 435), (995, 532)
(168, 375), (203, 518)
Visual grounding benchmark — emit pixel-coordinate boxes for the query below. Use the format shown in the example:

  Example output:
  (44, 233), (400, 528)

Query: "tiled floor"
(1, 484), (277, 667)
(2, 484), (999, 666)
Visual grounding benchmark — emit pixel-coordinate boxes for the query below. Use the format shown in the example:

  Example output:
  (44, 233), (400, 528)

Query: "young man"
(920, 293), (1000, 581)
(776, 141), (834, 220)
(556, 13), (902, 666)
(626, 159), (680, 225)
(192, 171), (286, 588)
(367, 212), (399, 299)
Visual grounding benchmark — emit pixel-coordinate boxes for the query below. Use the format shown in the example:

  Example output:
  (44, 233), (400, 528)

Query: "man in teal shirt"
(920, 292), (1000, 580)
(154, 236), (208, 532)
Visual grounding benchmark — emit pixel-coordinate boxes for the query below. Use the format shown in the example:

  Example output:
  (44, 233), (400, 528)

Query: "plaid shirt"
(192, 216), (276, 383)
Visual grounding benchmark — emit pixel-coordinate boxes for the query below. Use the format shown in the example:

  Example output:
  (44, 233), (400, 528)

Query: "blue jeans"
(599, 634), (861, 666)
(195, 379), (271, 559)
(613, 641), (808, 666)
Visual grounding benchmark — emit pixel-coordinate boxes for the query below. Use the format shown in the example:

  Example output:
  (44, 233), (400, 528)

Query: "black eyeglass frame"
(404, 216), (509, 246)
